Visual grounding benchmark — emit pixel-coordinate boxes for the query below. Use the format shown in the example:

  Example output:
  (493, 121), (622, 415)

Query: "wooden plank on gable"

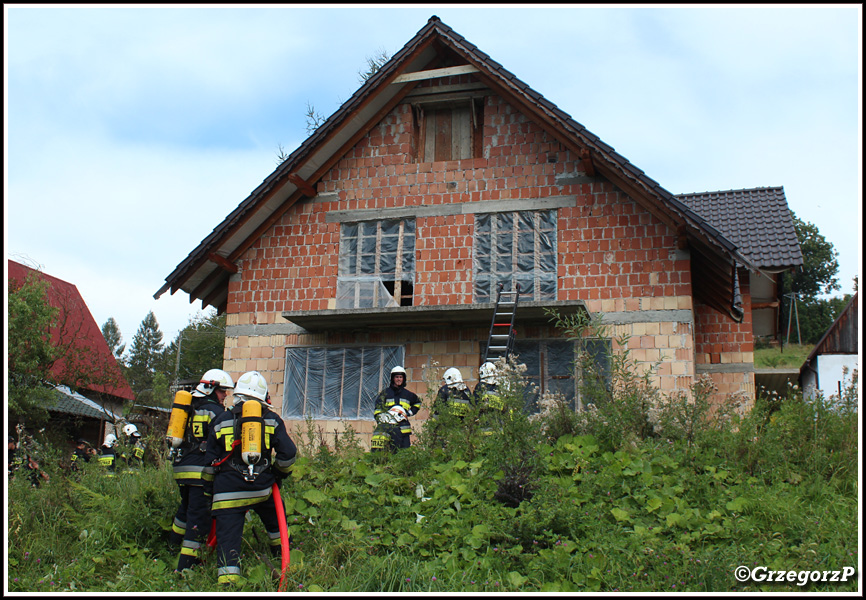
(392, 64), (479, 83)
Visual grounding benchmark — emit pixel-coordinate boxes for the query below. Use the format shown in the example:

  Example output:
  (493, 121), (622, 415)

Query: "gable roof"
(677, 187), (803, 271)
(8, 260), (135, 402)
(155, 15), (761, 321)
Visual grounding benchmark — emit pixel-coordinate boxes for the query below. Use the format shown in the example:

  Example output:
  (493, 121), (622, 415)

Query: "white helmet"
(122, 423), (139, 437)
(479, 361), (498, 383)
(443, 367), (464, 387)
(193, 368), (235, 397)
(390, 365), (407, 385)
(234, 370), (270, 404)
(103, 433), (117, 448)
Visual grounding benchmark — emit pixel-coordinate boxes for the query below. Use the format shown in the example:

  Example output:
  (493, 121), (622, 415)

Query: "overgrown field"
(7, 377), (859, 593)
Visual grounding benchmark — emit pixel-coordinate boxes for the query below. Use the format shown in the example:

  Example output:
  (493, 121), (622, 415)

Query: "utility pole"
(174, 330), (183, 388)
(785, 293), (801, 345)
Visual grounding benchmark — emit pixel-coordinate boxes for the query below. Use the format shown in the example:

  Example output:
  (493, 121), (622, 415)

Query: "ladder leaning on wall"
(483, 282), (522, 365)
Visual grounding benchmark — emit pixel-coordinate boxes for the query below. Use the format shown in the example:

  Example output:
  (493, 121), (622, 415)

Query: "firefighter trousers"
(213, 493), (284, 585)
(173, 484), (213, 570)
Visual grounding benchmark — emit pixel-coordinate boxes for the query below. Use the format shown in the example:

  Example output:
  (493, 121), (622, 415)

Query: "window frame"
(473, 210), (558, 303)
(337, 218), (416, 308)
(282, 345), (404, 420)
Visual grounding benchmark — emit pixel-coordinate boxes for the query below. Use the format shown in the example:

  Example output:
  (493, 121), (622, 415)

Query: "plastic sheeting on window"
(336, 276), (400, 308)
(474, 210), (557, 303)
(338, 219), (416, 308)
(504, 340), (576, 413)
(283, 346), (403, 420)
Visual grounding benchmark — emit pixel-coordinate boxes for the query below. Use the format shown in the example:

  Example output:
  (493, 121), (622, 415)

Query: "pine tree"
(101, 317), (126, 360)
(126, 311), (164, 398)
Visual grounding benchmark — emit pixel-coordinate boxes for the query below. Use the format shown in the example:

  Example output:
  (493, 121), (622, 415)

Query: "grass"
(7, 398), (859, 593)
(753, 343), (813, 369)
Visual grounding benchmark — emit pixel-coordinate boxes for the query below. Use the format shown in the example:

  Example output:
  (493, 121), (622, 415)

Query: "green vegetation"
(754, 343), (813, 369)
(8, 313), (858, 593)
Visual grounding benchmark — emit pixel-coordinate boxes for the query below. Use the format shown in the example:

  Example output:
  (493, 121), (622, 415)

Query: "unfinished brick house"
(156, 16), (802, 446)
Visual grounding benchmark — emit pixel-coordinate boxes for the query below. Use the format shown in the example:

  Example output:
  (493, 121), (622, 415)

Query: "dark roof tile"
(677, 187), (803, 269)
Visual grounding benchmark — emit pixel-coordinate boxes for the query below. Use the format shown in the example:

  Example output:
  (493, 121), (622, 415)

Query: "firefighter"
(371, 365), (421, 452)
(434, 367), (475, 418)
(98, 433), (117, 476)
(203, 370), (297, 586)
(70, 438), (95, 471)
(122, 423), (145, 469)
(474, 361), (508, 435)
(169, 368), (234, 572)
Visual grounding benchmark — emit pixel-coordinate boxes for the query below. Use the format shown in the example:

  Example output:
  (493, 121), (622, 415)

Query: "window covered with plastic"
(474, 210), (557, 302)
(337, 219), (415, 308)
(283, 346), (404, 420)
(498, 339), (576, 412)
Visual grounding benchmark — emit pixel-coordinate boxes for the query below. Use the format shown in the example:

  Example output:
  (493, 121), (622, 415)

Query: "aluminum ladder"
(483, 282), (522, 365)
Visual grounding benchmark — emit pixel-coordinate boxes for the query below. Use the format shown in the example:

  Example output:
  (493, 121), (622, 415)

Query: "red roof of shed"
(8, 260), (135, 402)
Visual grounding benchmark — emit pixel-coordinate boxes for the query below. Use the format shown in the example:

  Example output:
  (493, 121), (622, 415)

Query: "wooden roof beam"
(287, 173), (317, 198)
(207, 252), (238, 274)
(579, 148), (596, 177)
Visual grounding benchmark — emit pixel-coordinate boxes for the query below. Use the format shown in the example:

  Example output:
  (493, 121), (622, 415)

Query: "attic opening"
(412, 99), (484, 162)
(402, 65), (488, 163)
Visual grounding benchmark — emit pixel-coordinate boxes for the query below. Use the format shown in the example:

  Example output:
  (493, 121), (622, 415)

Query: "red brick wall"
(227, 89), (692, 317)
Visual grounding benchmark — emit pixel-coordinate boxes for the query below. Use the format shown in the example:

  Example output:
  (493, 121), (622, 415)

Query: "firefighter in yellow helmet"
(371, 365), (421, 452)
(203, 370), (297, 586)
(170, 368), (234, 572)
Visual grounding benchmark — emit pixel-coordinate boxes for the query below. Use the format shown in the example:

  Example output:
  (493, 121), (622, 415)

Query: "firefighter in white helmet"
(170, 368), (234, 572)
(204, 370), (297, 586)
(371, 365), (421, 452)
(474, 361), (508, 434)
(98, 433), (118, 476)
(121, 423), (146, 468)
(434, 367), (475, 419)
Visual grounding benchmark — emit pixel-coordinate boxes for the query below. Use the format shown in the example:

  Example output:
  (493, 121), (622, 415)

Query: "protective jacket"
(371, 382), (421, 451)
(473, 381), (505, 411)
(98, 446), (116, 475)
(172, 395), (225, 487)
(374, 383), (421, 435)
(203, 400), (297, 511)
(72, 447), (92, 463)
(435, 384), (475, 418)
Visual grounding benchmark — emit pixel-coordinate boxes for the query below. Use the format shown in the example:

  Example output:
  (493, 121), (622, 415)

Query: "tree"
(779, 211), (846, 344)
(782, 211), (841, 298)
(163, 309), (227, 385)
(8, 271), (59, 422)
(126, 311), (165, 398)
(101, 317), (126, 360)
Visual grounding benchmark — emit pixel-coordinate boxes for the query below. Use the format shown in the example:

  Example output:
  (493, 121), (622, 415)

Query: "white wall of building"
(802, 354), (859, 399)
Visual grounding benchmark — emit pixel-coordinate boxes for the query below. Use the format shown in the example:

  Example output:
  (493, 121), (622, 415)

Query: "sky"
(4, 4), (862, 351)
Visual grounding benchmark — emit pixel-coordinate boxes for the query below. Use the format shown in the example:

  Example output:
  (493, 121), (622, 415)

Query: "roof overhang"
(282, 300), (588, 332)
